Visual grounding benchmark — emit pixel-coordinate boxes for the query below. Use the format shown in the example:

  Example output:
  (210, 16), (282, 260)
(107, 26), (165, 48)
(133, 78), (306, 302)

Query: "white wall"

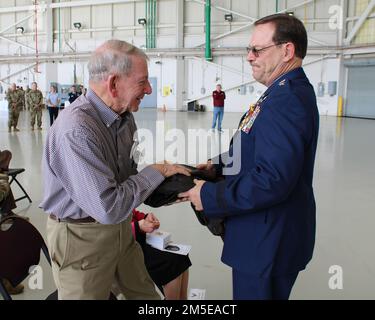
(148, 57), (180, 109)
(304, 57), (341, 116)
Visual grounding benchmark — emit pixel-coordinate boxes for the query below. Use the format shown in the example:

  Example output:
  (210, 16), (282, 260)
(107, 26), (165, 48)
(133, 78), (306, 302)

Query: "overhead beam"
(277, 0), (315, 14)
(195, 21), (254, 48)
(187, 0), (256, 21)
(50, 0), (140, 9)
(0, 0), (142, 14)
(0, 34), (36, 52)
(0, 9), (38, 53)
(2, 45), (375, 64)
(193, 0), (323, 48)
(346, 12), (375, 22)
(0, 12), (35, 35)
(0, 13), (37, 52)
(0, 63), (38, 85)
(344, 0), (375, 45)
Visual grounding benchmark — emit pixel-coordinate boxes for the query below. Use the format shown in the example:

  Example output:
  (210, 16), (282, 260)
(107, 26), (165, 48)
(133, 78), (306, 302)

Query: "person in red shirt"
(211, 84), (226, 132)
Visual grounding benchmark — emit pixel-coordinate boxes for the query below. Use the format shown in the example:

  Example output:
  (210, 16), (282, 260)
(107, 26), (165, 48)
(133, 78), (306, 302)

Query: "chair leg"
(10, 177), (32, 203)
(0, 280), (12, 300)
(42, 244), (52, 266)
(157, 283), (165, 297)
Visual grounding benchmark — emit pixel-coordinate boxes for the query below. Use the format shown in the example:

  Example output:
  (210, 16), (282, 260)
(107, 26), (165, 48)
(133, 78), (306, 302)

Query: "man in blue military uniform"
(180, 13), (319, 300)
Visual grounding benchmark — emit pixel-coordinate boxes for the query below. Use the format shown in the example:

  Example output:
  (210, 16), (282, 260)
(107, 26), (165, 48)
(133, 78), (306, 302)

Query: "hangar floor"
(1, 108), (374, 300)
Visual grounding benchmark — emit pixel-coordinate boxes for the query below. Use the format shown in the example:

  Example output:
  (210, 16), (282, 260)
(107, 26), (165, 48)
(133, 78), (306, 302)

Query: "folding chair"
(0, 216), (51, 300)
(0, 216), (117, 300)
(4, 168), (32, 203)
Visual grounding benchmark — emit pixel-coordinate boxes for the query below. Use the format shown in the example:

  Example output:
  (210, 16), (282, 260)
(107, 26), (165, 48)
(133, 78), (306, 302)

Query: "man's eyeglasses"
(246, 42), (287, 57)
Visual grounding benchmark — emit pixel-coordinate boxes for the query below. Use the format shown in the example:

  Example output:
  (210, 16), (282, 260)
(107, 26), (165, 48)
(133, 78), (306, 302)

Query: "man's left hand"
(178, 179), (206, 211)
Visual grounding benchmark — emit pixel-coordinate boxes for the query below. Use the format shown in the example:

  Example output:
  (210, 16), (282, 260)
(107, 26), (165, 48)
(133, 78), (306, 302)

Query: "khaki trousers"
(46, 216), (160, 300)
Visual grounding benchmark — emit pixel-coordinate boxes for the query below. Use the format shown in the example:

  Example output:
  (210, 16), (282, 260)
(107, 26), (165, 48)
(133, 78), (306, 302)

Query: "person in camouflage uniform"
(6, 83), (23, 132)
(0, 172), (10, 204)
(0, 171), (16, 216)
(27, 82), (44, 130)
(0, 149), (11, 202)
(19, 87), (25, 111)
(25, 85), (31, 111)
(0, 149), (16, 215)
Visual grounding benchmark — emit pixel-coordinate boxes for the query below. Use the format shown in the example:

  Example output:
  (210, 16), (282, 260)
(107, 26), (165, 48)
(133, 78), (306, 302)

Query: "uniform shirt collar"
(265, 67), (305, 95)
(86, 88), (121, 127)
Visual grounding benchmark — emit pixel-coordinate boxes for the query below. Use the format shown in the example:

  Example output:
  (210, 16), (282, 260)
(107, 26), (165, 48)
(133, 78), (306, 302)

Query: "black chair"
(0, 216), (51, 300)
(0, 216), (117, 300)
(4, 169), (32, 204)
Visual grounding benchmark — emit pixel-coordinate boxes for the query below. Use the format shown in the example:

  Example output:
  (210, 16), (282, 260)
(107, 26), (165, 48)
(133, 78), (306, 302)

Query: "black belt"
(49, 214), (96, 224)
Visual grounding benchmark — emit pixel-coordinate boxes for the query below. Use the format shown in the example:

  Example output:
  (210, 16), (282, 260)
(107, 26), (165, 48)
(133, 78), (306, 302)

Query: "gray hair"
(88, 40), (148, 82)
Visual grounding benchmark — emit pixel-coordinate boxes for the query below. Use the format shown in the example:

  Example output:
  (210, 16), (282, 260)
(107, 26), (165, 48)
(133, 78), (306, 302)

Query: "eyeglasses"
(246, 42), (287, 57)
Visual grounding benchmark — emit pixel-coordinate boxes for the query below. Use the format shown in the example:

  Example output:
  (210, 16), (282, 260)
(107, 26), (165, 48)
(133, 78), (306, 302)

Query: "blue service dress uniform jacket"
(201, 67), (319, 278)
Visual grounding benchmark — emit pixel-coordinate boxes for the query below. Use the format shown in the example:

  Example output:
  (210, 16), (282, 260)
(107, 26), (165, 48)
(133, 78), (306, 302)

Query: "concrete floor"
(1, 107), (375, 300)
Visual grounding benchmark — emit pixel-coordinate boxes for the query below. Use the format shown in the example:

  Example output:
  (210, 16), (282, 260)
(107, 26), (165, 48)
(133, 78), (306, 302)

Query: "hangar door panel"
(346, 65), (375, 119)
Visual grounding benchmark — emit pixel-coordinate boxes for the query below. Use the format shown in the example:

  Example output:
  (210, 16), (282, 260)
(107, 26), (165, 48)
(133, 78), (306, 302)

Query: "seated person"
(0, 172), (16, 219)
(0, 172), (24, 295)
(0, 172), (10, 205)
(0, 150), (17, 218)
(0, 149), (12, 171)
(132, 209), (191, 300)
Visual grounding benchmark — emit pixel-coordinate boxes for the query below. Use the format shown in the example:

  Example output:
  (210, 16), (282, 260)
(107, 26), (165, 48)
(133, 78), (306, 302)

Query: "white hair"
(88, 40), (148, 82)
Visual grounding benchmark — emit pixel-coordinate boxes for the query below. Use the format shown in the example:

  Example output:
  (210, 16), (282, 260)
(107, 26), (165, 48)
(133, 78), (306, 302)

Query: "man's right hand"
(151, 163), (191, 178)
